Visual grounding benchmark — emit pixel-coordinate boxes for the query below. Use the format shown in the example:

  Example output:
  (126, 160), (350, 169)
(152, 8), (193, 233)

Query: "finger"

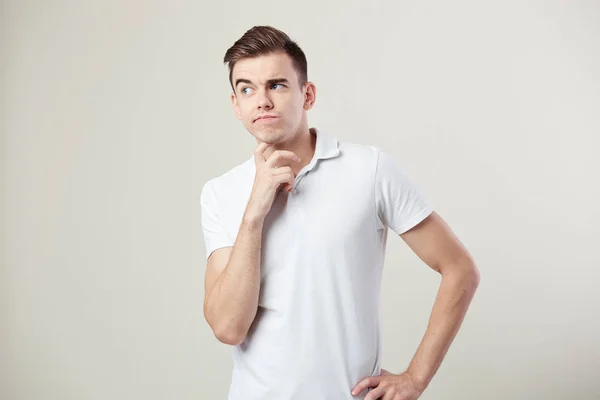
(273, 171), (295, 192)
(268, 153), (301, 169)
(381, 390), (396, 400)
(253, 142), (272, 164)
(352, 377), (379, 397)
(364, 384), (386, 400)
(265, 150), (301, 168)
(273, 166), (295, 178)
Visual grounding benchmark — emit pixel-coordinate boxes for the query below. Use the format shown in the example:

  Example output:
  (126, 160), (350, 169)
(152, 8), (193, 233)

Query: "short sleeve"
(200, 181), (234, 260)
(374, 149), (434, 235)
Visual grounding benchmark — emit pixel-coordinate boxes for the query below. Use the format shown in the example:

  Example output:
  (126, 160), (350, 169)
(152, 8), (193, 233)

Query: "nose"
(256, 89), (273, 110)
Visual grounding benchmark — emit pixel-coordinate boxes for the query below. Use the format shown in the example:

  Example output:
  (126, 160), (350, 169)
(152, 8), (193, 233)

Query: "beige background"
(2, 0), (600, 399)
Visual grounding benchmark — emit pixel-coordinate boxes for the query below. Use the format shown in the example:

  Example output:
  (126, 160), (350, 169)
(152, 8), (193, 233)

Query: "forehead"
(232, 52), (296, 82)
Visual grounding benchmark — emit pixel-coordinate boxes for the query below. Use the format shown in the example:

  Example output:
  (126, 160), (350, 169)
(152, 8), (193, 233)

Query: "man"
(201, 25), (480, 400)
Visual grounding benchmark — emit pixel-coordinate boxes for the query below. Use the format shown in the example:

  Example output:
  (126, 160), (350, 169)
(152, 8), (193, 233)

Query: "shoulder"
(337, 138), (382, 165)
(336, 139), (403, 180)
(201, 156), (254, 200)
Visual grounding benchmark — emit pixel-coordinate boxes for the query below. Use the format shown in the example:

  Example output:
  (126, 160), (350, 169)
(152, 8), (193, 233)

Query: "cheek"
(288, 99), (305, 121)
(283, 95), (303, 113)
(238, 103), (252, 120)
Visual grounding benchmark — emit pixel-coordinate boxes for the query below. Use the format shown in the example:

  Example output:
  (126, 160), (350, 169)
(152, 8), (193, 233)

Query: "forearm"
(204, 214), (264, 344)
(406, 265), (480, 390)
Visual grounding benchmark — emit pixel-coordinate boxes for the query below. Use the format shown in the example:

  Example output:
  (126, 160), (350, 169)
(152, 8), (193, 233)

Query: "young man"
(201, 26), (480, 400)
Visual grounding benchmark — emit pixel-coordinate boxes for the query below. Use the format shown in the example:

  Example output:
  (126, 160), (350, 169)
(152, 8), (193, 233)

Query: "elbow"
(464, 263), (481, 293)
(443, 260), (481, 291)
(214, 326), (246, 346)
(470, 263), (481, 286)
(204, 309), (247, 345)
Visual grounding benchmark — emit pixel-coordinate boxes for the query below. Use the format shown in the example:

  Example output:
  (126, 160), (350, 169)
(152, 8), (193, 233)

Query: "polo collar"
(303, 127), (340, 172)
(248, 127), (341, 170)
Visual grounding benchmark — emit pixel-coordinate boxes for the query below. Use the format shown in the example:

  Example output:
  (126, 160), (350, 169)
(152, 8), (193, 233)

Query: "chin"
(254, 127), (286, 143)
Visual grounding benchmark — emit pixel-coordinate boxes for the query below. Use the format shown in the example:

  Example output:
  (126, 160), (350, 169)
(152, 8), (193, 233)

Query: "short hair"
(223, 26), (308, 91)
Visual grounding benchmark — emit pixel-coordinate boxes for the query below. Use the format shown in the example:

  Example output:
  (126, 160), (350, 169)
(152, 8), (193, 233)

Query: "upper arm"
(371, 148), (477, 277)
(400, 211), (477, 277)
(374, 148), (435, 234)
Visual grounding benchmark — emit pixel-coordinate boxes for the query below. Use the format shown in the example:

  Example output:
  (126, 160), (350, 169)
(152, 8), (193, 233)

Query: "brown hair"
(223, 26), (308, 91)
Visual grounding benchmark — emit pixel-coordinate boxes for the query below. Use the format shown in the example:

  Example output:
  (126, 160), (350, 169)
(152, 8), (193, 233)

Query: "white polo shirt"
(200, 127), (434, 400)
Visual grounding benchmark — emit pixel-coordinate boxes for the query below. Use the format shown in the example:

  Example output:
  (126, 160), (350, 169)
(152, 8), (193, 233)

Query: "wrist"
(405, 368), (430, 392)
(242, 212), (265, 227)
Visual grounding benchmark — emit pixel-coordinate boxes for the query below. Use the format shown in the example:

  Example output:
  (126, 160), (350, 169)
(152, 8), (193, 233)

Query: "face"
(230, 51), (316, 145)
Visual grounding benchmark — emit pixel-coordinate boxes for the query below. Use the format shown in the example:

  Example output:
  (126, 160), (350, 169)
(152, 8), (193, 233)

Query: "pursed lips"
(254, 115), (278, 122)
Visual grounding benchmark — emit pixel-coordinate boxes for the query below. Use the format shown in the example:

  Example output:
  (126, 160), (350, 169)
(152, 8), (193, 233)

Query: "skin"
(210, 50), (481, 399)
(203, 52), (316, 348)
(351, 211), (480, 399)
(230, 51), (317, 176)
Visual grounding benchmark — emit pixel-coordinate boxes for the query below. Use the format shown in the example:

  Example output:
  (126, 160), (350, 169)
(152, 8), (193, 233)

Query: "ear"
(303, 82), (316, 111)
(231, 92), (242, 120)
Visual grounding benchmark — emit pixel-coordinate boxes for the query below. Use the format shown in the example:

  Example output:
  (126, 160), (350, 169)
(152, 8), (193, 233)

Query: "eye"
(271, 83), (284, 90)
(241, 87), (253, 95)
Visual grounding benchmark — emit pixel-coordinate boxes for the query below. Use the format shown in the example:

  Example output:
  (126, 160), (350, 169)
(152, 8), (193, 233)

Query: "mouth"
(254, 116), (279, 123)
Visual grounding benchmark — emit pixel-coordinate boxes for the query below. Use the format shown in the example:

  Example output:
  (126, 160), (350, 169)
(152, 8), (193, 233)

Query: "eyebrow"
(234, 78), (290, 89)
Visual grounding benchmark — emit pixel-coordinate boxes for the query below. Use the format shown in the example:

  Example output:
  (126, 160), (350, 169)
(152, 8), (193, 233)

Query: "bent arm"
(203, 214), (264, 345)
(399, 212), (481, 390)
